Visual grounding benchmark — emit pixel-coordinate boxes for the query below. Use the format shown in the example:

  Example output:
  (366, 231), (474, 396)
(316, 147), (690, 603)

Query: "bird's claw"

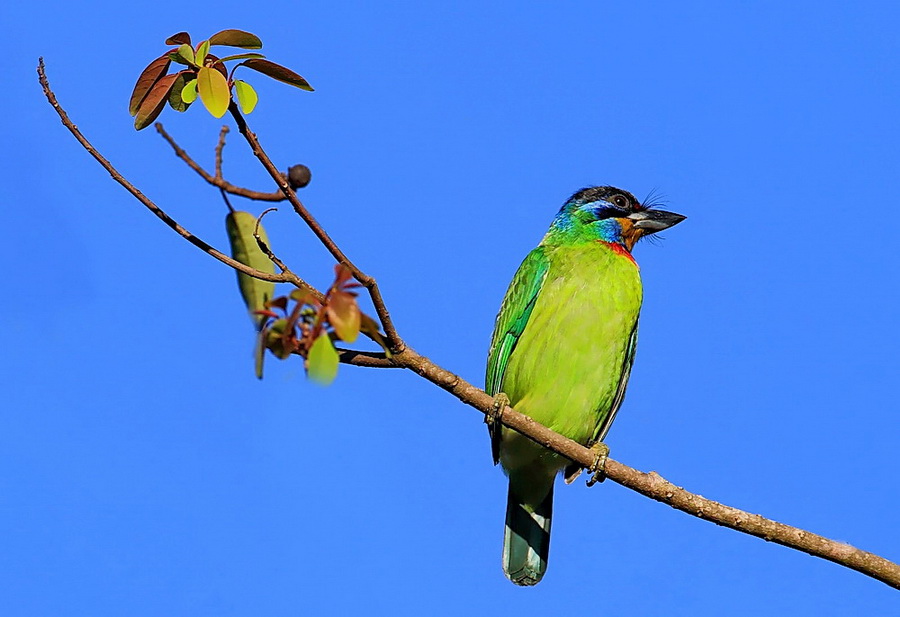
(486, 393), (510, 429)
(487, 393), (509, 465)
(586, 442), (610, 487)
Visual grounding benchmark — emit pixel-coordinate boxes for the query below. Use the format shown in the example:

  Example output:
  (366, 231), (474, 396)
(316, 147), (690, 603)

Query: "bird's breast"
(501, 245), (643, 446)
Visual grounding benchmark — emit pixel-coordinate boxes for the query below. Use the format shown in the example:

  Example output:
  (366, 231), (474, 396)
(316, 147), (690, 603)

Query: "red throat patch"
(602, 241), (638, 266)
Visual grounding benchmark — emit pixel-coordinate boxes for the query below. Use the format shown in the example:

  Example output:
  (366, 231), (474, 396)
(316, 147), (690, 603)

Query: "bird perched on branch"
(486, 186), (685, 585)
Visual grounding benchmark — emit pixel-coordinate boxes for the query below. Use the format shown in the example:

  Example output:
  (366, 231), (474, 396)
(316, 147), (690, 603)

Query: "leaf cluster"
(128, 29), (313, 130)
(254, 265), (389, 384)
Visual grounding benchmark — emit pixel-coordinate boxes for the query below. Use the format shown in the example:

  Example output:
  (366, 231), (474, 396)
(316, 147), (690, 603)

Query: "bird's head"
(549, 186), (686, 252)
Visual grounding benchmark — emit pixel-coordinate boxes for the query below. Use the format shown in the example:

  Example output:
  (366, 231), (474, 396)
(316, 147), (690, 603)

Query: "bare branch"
(335, 348), (397, 368)
(155, 122), (287, 201)
(253, 208), (293, 275)
(227, 103), (403, 352)
(215, 125), (228, 179)
(38, 58), (900, 591)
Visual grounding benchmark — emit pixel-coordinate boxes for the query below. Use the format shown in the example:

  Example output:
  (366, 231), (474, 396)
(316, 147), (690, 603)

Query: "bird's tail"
(503, 479), (553, 586)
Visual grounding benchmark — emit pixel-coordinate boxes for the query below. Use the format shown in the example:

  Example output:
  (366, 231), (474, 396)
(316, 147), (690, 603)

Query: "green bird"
(485, 186), (685, 585)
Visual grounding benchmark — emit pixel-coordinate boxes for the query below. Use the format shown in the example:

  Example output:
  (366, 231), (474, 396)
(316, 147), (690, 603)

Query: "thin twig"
(335, 348), (397, 368)
(227, 103), (404, 353)
(253, 208), (291, 273)
(39, 58), (900, 591)
(215, 125), (228, 179)
(155, 122), (286, 201)
(220, 188), (236, 214)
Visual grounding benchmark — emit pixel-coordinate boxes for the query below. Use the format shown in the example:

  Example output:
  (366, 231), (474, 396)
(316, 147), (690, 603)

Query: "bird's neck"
(600, 240), (637, 265)
(541, 230), (639, 267)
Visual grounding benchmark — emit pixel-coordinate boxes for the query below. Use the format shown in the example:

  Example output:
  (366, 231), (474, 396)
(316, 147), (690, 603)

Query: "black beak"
(627, 209), (686, 233)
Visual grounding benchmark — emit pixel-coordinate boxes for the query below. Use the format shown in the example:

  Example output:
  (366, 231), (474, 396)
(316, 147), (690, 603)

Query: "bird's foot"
(486, 393), (509, 429)
(486, 393), (509, 465)
(586, 442), (610, 487)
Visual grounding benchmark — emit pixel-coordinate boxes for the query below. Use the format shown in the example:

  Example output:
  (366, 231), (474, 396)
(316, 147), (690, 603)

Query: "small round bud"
(287, 164), (312, 189)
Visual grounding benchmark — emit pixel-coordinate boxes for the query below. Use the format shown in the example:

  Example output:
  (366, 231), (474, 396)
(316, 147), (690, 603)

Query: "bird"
(485, 186), (685, 586)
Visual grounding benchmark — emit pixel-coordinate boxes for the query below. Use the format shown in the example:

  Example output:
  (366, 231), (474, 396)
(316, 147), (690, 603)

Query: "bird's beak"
(627, 209), (686, 233)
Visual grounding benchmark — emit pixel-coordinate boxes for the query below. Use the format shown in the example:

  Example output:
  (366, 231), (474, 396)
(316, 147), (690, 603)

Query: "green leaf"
(133, 72), (180, 130)
(197, 66), (231, 118)
(326, 291), (361, 343)
(181, 78), (198, 104)
(233, 80), (258, 114)
(239, 59), (314, 91)
(217, 53), (266, 63)
(225, 211), (276, 327)
(167, 72), (194, 112)
(195, 40), (210, 66)
(208, 29), (263, 49)
(129, 53), (172, 116)
(165, 32), (192, 46)
(176, 43), (195, 66)
(307, 333), (339, 385)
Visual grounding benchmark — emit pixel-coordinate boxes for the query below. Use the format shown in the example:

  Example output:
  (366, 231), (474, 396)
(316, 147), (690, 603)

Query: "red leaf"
(240, 59), (313, 91)
(205, 53), (228, 77)
(134, 72), (180, 130)
(326, 291), (361, 343)
(333, 264), (354, 287)
(128, 53), (173, 116)
(165, 32), (192, 46)
(208, 29), (263, 49)
(265, 296), (289, 313)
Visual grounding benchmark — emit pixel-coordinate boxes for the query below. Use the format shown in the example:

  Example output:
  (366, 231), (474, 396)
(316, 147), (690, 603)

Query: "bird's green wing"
(591, 318), (639, 444)
(486, 247), (551, 397)
(485, 248), (550, 463)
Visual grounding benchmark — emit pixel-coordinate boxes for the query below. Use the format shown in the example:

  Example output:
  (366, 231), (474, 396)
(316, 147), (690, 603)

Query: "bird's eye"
(612, 195), (629, 209)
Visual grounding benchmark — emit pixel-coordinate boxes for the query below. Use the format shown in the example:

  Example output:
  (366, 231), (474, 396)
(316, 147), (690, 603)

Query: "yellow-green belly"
(499, 244), (642, 476)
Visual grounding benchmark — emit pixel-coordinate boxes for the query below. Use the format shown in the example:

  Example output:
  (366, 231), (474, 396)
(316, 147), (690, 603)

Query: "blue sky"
(3, 1), (899, 615)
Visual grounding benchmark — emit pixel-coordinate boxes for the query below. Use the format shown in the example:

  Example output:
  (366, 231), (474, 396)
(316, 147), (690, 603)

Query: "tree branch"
(38, 58), (900, 591)
(335, 348), (397, 368)
(215, 125), (227, 179)
(155, 122), (287, 201)
(227, 103), (403, 353)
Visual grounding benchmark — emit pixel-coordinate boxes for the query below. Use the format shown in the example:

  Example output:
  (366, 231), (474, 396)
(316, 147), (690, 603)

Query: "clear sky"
(3, 1), (899, 615)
